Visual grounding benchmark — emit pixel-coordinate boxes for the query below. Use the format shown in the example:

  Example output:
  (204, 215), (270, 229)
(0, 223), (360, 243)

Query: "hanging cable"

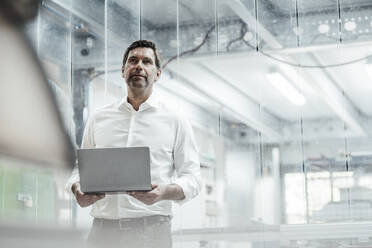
(231, 20), (372, 68)
(92, 19), (372, 80)
(162, 25), (216, 69)
(226, 20), (247, 52)
(242, 39), (372, 68)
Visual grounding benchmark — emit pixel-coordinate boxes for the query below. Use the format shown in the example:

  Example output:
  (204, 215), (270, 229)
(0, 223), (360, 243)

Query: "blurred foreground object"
(0, 0), (39, 25)
(0, 0), (74, 168)
(0, 221), (84, 248)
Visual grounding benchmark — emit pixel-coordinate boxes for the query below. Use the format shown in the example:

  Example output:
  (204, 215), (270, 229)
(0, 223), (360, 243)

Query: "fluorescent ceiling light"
(266, 72), (306, 106)
(279, 64), (316, 96)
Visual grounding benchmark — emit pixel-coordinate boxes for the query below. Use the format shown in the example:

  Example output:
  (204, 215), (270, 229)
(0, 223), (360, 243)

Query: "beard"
(126, 76), (149, 89)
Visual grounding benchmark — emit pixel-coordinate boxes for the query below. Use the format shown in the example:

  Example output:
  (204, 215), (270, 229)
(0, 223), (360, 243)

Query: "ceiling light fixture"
(266, 71), (306, 106)
(344, 21), (357, 31)
(318, 24), (330, 34)
(278, 64), (316, 96)
(243, 32), (253, 41)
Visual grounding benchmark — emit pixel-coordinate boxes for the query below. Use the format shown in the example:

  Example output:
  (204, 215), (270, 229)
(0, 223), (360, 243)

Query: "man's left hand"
(128, 184), (164, 205)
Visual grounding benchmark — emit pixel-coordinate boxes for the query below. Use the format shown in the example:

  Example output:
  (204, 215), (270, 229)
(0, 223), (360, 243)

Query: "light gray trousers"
(86, 216), (172, 248)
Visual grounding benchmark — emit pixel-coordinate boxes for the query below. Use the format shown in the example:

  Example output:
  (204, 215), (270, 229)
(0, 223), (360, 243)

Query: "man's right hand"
(71, 182), (105, 208)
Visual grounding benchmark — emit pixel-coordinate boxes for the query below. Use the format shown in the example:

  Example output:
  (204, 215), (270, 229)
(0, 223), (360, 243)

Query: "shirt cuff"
(64, 174), (80, 195)
(172, 176), (200, 205)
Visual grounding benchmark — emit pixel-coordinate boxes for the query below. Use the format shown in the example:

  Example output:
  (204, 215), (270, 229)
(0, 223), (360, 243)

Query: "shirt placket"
(118, 107), (136, 217)
(126, 109), (136, 147)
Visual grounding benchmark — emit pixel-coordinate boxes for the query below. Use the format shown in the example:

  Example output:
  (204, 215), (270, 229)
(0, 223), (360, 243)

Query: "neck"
(127, 87), (152, 111)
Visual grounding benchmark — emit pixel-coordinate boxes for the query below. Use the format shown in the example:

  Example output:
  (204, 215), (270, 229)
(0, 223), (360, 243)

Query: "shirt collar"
(119, 90), (160, 112)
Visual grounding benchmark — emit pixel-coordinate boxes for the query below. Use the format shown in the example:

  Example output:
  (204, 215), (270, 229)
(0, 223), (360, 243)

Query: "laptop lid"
(77, 147), (151, 193)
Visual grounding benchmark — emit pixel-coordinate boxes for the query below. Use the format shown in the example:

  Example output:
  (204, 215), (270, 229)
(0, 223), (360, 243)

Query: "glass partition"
(3, 0), (372, 247)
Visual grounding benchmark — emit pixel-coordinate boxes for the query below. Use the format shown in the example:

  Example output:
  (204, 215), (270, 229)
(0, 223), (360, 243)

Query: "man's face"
(122, 47), (161, 90)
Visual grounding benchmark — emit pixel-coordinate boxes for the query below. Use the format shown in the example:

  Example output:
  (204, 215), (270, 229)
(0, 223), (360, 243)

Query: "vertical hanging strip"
(176, 0), (180, 65)
(68, 0), (74, 139)
(36, 3), (41, 55)
(104, 0), (108, 104)
(295, 0), (309, 224)
(215, 0), (219, 56)
(336, 0), (343, 43)
(295, 0), (306, 175)
(139, 0), (142, 40)
(295, 0), (300, 47)
(337, 0), (349, 173)
(254, 0), (258, 52)
(68, 0), (76, 227)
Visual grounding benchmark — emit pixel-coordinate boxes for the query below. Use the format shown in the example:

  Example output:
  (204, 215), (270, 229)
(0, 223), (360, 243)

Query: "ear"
(121, 65), (125, 79)
(155, 69), (162, 82)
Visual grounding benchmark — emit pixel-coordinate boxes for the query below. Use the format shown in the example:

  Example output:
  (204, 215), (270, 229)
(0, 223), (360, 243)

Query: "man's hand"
(71, 182), (105, 208)
(128, 184), (185, 205)
(128, 184), (163, 205)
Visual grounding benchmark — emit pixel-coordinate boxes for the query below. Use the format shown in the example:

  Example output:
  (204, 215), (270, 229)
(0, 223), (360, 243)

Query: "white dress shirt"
(66, 91), (202, 219)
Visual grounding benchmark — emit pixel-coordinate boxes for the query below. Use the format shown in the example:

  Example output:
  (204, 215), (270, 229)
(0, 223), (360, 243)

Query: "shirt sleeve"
(172, 116), (202, 204)
(64, 116), (96, 194)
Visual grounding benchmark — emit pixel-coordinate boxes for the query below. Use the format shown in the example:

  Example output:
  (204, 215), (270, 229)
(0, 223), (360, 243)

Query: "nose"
(134, 61), (143, 71)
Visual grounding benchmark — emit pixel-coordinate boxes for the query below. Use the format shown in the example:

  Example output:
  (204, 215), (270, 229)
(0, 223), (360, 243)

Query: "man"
(66, 40), (201, 248)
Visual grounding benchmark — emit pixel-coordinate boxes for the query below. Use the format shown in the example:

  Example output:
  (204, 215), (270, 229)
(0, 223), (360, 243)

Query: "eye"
(128, 57), (137, 63)
(143, 58), (152, 64)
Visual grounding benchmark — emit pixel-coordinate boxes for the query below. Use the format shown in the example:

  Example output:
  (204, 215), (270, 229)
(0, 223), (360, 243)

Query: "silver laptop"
(77, 147), (151, 194)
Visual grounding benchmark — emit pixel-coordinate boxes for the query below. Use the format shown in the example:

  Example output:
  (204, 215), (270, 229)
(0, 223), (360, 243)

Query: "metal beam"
(167, 63), (282, 140)
(303, 53), (367, 136)
(176, 39), (372, 64)
(198, 62), (283, 139)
